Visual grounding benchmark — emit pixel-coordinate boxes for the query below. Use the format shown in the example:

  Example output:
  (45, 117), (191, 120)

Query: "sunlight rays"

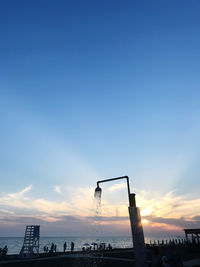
(0, 184), (199, 236)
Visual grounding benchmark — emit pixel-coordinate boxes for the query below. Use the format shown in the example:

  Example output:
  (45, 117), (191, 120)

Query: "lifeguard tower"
(20, 225), (40, 257)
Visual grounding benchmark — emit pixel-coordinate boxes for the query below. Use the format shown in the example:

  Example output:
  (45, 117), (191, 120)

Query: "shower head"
(94, 184), (102, 197)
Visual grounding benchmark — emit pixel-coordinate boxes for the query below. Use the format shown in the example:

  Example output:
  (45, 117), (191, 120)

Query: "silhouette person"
(71, 241), (75, 252)
(64, 242), (67, 252)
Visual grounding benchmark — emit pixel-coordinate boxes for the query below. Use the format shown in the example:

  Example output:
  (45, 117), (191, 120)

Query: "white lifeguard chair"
(20, 225), (40, 257)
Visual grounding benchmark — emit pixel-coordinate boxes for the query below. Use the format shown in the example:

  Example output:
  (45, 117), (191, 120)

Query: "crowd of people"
(0, 241), (113, 257)
(82, 243), (112, 251)
(0, 241), (187, 266)
(43, 241), (112, 253)
(43, 241), (75, 253)
(0, 241), (111, 257)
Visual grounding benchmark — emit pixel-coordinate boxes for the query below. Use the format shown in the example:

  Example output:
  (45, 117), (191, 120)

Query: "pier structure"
(184, 228), (200, 243)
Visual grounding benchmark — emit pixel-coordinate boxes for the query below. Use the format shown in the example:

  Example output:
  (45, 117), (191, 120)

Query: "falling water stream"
(92, 187), (103, 267)
(94, 186), (102, 237)
(94, 187), (101, 216)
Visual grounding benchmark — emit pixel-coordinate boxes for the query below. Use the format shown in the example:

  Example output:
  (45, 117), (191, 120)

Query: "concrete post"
(129, 193), (146, 267)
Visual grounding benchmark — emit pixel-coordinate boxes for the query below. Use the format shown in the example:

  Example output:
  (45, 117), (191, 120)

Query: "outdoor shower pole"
(95, 175), (146, 267)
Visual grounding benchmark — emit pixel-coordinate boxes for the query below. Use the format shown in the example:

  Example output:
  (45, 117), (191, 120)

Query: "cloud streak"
(0, 185), (199, 236)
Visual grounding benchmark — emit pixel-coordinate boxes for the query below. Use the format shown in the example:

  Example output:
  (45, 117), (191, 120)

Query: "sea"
(0, 236), (184, 255)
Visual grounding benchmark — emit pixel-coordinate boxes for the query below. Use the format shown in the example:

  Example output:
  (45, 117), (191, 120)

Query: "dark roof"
(184, 229), (200, 234)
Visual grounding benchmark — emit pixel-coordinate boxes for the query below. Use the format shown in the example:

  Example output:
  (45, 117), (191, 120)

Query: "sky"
(0, 0), (200, 238)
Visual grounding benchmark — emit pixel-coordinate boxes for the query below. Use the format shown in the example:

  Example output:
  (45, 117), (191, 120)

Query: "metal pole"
(97, 175), (131, 206)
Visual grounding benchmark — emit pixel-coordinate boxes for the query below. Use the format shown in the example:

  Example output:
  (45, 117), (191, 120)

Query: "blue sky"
(0, 0), (200, 237)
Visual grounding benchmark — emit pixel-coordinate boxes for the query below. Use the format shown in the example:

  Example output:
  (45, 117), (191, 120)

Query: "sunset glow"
(0, 0), (200, 238)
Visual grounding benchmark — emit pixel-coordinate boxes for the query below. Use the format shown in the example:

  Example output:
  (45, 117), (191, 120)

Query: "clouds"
(0, 184), (199, 236)
(142, 215), (200, 238)
(54, 185), (62, 194)
(108, 183), (127, 192)
(136, 190), (200, 220)
(0, 185), (95, 217)
(144, 215), (200, 229)
(0, 209), (15, 215)
(0, 185), (33, 209)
